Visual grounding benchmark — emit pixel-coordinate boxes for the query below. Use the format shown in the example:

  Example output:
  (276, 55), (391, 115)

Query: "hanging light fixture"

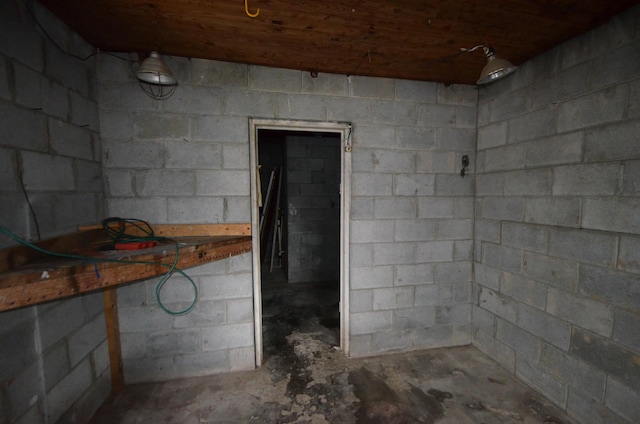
(136, 51), (178, 100)
(461, 45), (517, 85)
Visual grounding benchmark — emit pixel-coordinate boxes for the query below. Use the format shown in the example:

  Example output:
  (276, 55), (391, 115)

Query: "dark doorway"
(257, 129), (341, 359)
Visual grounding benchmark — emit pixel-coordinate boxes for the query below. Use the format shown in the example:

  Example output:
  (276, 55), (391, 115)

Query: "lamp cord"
(0, 219), (198, 316)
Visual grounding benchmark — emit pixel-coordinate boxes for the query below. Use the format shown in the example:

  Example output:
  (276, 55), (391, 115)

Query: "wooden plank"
(77, 223), (251, 236)
(103, 287), (124, 393)
(0, 236), (252, 312)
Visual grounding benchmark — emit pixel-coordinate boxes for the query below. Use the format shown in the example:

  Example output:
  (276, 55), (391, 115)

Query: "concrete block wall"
(473, 6), (640, 424)
(0, 1), (109, 423)
(286, 134), (341, 283)
(98, 50), (477, 367)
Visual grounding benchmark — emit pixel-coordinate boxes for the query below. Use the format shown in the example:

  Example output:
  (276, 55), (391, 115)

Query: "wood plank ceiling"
(39, 0), (639, 85)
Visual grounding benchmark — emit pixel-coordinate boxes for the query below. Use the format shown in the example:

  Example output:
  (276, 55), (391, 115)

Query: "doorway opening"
(250, 119), (351, 366)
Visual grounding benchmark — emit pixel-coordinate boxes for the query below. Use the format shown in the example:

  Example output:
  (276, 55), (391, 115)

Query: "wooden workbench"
(0, 223), (253, 392)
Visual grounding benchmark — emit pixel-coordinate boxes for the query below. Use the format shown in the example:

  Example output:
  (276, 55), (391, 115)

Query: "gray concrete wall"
(98, 50), (477, 372)
(0, 1), (108, 423)
(286, 134), (341, 283)
(472, 6), (640, 424)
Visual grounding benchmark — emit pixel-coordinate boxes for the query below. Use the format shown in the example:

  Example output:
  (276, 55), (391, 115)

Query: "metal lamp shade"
(477, 50), (517, 85)
(136, 51), (177, 85)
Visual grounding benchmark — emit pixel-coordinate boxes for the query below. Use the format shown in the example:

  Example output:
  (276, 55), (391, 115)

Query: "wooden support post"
(103, 287), (124, 393)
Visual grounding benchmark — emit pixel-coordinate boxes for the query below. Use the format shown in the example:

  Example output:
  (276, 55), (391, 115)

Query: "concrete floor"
(89, 271), (574, 423)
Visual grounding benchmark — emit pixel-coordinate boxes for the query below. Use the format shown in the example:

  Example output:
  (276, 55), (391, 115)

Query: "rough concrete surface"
(90, 277), (573, 423)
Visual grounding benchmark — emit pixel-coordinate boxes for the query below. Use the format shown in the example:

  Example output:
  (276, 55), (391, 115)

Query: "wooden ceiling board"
(38, 0), (640, 84)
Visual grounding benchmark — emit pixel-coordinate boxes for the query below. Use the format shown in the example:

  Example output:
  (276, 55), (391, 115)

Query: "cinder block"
(488, 87), (531, 122)
(496, 318), (542, 362)
(417, 197), (455, 218)
(350, 311), (393, 335)
(76, 160), (103, 193)
(192, 115), (248, 143)
(0, 56), (11, 101)
(394, 219), (435, 242)
(372, 330), (414, 352)
(45, 43), (90, 97)
(164, 141), (222, 169)
(518, 304), (571, 350)
(37, 298), (85, 350)
(396, 126), (436, 150)
(46, 359), (93, 423)
(547, 288), (613, 337)
(68, 312), (107, 367)
(196, 170), (249, 196)
(456, 105), (476, 128)
(103, 140), (164, 168)
(515, 357), (568, 408)
(373, 287), (414, 310)
(249, 65), (301, 92)
(472, 304), (495, 335)
(477, 121), (507, 150)
(123, 355), (177, 383)
(548, 228), (616, 267)
(162, 84), (223, 115)
(583, 198), (640, 234)
(415, 240), (454, 263)
(173, 300), (226, 329)
(6, 361), (40, 421)
(524, 197), (581, 228)
(605, 377), (640, 423)
(0, 102), (47, 151)
(392, 306), (435, 329)
(558, 85), (627, 132)
(434, 174), (474, 196)
(473, 328), (516, 373)
(167, 196), (224, 223)
(350, 289), (373, 312)
(482, 197), (523, 222)
(500, 272), (547, 310)
(396, 79), (437, 103)
(475, 174), (504, 196)
(612, 309), (640, 352)
(224, 196), (251, 223)
(14, 62), (42, 109)
(352, 173), (392, 196)
(585, 120), (640, 162)
(525, 132), (583, 167)
(173, 350), (231, 378)
(118, 305), (175, 333)
(435, 218), (472, 240)
(434, 261), (472, 284)
(522, 251), (578, 291)
(394, 174), (435, 196)
(372, 242), (415, 265)
(394, 263), (434, 286)
(106, 197), (168, 223)
(630, 79), (640, 119)
(484, 144), (526, 172)
(570, 327), (640, 392)
(503, 169), (551, 196)
(229, 346), (256, 371)
(579, 265), (640, 311)
(70, 92), (99, 131)
(415, 284), (453, 307)
(147, 329), (201, 356)
(502, 222), (547, 253)
(274, 93), (326, 120)
(374, 197), (416, 219)
(474, 220), (500, 245)
(622, 160), (640, 196)
(553, 163), (621, 196)
(510, 107), (557, 144)
(191, 59), (248, 87)
(92, 339), (110, 378)
(473, 263), (501, 291)
(135, 169), (195, 196)
(351, 219), (394, 243)
(436, 128), (475, 151)
(418, 104), (457, 128)
(482, 243), (522, 274)
(478, 287), (518, 324)
(541, 343), (606, 403)
(202, 322), (254, 350)
(350, 75), (394, 99)
(302, 71), (348, 95)
(414, 324), (454, 349)
(198, 274), (253, 300)
(567, 389), (626, 424)
(437, 83), (477, 106)
(226, 298), (254, 323)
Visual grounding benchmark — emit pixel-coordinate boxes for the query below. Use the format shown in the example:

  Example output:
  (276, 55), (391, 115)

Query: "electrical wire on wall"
(0, 218), (198, 316)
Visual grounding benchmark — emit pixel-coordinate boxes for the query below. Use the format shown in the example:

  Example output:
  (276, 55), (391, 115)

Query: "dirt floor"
(89, 275), (574, 424)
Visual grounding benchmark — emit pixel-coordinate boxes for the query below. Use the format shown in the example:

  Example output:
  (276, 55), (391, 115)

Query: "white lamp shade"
(477, 53), (517, 85)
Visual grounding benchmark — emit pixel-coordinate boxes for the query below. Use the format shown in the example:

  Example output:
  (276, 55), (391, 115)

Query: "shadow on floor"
(89, 271), (574, 423)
